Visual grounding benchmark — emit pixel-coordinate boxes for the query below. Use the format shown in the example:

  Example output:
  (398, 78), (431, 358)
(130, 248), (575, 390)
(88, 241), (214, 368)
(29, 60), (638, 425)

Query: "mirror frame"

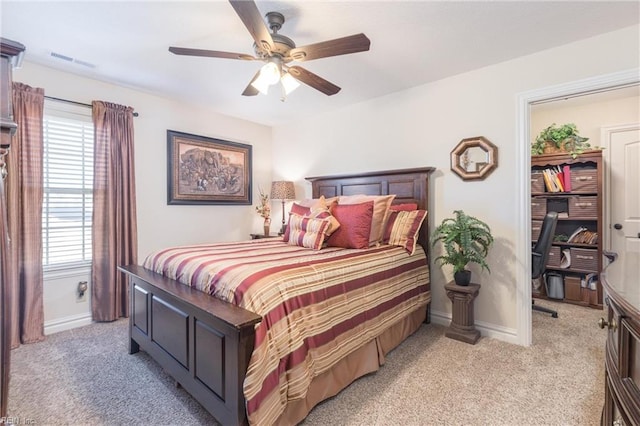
(450, 136), (498, 181)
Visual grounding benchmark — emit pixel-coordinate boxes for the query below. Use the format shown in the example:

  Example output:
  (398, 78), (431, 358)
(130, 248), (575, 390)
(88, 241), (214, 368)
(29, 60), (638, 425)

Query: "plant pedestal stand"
(444, 281), (481, 344)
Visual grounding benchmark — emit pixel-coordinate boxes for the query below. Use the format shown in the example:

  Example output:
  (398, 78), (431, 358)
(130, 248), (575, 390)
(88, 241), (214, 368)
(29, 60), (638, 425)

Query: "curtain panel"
(7, 82), (45, 347)
(91, 101), (138, 322)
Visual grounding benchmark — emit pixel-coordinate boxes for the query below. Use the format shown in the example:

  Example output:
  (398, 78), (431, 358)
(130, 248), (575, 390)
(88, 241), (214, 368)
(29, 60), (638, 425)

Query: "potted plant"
(430, 210), (494, 286)
(532, 123), (591, 159)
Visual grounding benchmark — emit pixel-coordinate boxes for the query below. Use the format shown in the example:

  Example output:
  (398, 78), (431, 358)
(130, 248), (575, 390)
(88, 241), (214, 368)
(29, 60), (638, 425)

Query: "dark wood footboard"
(118, 265), (261, 426)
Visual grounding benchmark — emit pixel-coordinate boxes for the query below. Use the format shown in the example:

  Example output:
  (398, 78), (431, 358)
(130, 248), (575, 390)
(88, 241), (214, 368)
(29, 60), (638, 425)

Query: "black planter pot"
(454, 270), (472, 286)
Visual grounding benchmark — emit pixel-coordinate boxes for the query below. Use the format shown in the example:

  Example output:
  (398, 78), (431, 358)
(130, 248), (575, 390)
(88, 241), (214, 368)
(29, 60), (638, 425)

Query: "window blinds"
(42, 111), (93, 269)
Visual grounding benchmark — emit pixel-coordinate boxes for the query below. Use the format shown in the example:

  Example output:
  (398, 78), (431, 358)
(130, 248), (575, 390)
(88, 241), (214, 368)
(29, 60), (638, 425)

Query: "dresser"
(600, 257), (640, 425)
(0, 37), (25, 418)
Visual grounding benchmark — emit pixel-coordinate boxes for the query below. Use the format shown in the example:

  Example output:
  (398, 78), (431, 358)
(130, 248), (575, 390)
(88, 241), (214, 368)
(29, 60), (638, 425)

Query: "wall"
(12, 24), (639, 341)
(13, 63), (272, 333)
(272, 25), (640, 344)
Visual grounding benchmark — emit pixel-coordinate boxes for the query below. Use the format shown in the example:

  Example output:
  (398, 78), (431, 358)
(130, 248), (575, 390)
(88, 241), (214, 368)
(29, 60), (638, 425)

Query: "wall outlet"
(76, 281), (88, 303)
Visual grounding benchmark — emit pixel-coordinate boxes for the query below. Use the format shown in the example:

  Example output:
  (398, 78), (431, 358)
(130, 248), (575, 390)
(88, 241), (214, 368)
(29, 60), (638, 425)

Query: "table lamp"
(270, 181), (296, 235)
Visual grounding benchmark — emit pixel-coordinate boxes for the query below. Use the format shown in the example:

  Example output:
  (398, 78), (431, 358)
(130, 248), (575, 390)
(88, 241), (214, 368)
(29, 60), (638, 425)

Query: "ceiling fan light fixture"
(250, 74), (271, 95)
(259, 61), (281, 85)
(280, 72), (300, 95)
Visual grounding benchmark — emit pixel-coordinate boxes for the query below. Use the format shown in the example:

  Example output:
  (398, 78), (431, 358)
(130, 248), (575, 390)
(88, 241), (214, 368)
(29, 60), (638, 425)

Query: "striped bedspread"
(143, 238), (430, 425)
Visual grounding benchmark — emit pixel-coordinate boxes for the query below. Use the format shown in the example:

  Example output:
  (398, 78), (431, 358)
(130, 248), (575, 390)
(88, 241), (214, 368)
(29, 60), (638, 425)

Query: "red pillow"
(283, 203), (311, 242)
(390, 203), (418, 211)
(325, 201), (374, 249)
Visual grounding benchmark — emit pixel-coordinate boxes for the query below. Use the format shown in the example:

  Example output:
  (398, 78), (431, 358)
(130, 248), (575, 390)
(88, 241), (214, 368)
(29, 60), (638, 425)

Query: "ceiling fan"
(169, 0), (371, 98)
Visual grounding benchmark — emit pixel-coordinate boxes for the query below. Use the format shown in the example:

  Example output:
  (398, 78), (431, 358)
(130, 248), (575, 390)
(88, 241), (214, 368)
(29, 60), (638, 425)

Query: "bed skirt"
(270, 303), (428, 425)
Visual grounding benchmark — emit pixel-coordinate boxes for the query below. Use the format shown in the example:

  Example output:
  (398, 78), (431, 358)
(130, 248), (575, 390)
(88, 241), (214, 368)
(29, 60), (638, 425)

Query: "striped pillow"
(305, 207), (340, 236)
(383, 210), (427, 255)
(283, 202), (311, 242)
(287, 213), (330, 250)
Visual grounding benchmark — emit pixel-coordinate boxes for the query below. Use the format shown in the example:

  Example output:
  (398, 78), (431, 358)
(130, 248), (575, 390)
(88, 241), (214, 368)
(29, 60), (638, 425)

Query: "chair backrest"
(532, 211), (558, 279)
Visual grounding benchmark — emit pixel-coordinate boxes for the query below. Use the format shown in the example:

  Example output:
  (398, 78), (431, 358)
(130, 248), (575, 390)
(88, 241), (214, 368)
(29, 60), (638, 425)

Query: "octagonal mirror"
(450, 136), (498, 181)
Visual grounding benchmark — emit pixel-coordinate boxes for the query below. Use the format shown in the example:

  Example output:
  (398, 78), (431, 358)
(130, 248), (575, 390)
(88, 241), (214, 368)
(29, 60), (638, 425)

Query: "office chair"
(532, 211), (559, 318)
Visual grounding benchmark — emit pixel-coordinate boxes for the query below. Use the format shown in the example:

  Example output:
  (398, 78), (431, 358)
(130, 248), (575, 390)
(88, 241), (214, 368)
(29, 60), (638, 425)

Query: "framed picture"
(167, 130), (252, 205)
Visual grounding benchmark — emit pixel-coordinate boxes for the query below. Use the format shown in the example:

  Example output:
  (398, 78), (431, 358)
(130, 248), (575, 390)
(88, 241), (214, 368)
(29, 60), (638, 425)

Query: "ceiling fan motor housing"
(253, 12), (296, 60)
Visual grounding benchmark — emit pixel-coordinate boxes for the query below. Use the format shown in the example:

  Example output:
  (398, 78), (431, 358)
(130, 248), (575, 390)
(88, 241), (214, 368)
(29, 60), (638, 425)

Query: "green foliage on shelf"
(532, 123), (591, 158)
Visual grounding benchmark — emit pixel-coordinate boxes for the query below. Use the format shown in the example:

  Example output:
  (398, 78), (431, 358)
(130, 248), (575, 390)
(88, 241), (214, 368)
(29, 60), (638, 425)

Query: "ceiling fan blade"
(169, 47), (256, 61)
(229, 0), (274, 54)
(288, 66), (341, 96)
(242, 70), (261, 96)
(289, 33), (370, 62)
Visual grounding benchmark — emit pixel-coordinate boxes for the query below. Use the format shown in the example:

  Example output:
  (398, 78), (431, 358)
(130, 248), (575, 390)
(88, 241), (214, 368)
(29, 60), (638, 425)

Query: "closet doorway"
(515, 71), (639, 347)
(529, 84), (639, 332)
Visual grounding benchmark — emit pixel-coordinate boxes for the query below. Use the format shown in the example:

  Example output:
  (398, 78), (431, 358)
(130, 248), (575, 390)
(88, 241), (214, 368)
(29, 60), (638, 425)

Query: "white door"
(605, 125), (640, 296)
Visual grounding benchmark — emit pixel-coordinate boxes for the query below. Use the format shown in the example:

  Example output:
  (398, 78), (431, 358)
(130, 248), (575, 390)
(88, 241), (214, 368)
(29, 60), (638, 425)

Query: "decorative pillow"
(287, 213), (330, 250)
(338, 194), (395, 245)
(390, 203), (418, 211)
(383, 210), (428, 255)
(305, 207), (341, 236)
(325, 202), (374, 249)
(283, 202), (312, 242)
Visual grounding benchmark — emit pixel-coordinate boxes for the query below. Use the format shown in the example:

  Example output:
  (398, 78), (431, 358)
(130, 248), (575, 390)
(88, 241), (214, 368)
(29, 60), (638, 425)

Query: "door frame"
(515, 68), (639, 346)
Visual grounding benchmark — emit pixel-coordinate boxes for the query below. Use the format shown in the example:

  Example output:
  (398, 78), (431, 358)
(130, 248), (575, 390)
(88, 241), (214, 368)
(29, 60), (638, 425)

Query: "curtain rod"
(44, 95), (139, 117)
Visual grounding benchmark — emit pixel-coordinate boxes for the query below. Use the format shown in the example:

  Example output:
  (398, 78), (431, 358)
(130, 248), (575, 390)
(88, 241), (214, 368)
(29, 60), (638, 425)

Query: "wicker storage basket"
(531, 171), (545, 193)
(569, 196), (597, 218)
(564, 276), (582, 302)
(570, 169), (597, 192)
(570, 248), (598, 272)
(542, 141), (565, 154)
(532, 220), (542, 242)
(531, 197), (547, 218)
(546, 246), (561, 268)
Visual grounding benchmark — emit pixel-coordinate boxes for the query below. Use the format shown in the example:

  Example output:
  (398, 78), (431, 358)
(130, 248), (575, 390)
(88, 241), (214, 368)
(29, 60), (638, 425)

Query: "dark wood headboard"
(306, 167), (435, 250)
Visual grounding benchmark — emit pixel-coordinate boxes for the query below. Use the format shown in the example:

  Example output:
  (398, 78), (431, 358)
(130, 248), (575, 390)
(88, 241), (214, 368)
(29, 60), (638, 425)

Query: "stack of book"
(541, 165), (572, 192)
(568, 226), (598, 244)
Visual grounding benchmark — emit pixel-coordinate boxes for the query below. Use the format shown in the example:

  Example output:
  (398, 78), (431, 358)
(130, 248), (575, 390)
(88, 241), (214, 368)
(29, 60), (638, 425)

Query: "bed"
(118, 167), (434, 425)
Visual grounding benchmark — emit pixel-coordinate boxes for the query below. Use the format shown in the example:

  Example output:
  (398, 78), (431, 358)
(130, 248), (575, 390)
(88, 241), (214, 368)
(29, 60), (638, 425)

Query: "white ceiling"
(1, 1), (639, 127)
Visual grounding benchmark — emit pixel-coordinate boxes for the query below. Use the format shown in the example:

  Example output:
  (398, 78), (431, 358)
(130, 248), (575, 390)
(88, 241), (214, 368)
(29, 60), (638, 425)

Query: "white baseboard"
(430, 309), (519, 345)
(44, 313), (93, 335)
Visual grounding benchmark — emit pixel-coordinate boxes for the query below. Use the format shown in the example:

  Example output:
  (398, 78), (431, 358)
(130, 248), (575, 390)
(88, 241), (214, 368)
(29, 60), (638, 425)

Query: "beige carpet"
(7, 299), (605, 425)
(303, 299), (606, 425)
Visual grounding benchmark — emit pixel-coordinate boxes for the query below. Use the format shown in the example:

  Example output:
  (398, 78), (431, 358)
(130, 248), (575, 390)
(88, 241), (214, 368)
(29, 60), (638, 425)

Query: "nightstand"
(250, 234), (280, 240)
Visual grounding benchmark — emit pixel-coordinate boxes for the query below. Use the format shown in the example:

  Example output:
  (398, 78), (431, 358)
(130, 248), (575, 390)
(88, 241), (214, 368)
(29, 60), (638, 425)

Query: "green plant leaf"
(431, 210), (494, 274)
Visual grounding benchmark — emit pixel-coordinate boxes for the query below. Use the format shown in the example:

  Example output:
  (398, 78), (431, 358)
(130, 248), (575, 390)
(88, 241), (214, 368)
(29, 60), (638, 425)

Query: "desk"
(444, 282), (481, 344)
(600, 263), (640, 425)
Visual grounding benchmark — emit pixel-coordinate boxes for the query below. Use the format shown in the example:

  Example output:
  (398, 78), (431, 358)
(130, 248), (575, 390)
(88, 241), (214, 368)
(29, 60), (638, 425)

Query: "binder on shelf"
(563, 165), (571, 192)
(555, 166), (565, 192)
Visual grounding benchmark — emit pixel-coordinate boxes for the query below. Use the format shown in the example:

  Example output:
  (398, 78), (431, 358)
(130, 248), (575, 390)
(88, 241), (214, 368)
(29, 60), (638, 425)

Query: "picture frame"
(167, 130), (252, 205)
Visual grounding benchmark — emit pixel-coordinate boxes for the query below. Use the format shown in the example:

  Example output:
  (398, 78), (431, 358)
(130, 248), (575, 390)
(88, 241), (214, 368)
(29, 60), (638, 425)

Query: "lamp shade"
(270, 181), (295, 200)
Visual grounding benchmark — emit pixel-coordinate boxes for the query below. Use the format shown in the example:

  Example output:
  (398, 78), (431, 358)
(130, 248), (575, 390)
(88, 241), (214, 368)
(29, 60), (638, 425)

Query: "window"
(42, 101), (93, 269)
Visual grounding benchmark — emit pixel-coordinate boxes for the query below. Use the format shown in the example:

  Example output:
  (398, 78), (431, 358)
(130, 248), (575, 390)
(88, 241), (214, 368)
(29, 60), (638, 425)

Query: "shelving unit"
(531, 150), (603, 309)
